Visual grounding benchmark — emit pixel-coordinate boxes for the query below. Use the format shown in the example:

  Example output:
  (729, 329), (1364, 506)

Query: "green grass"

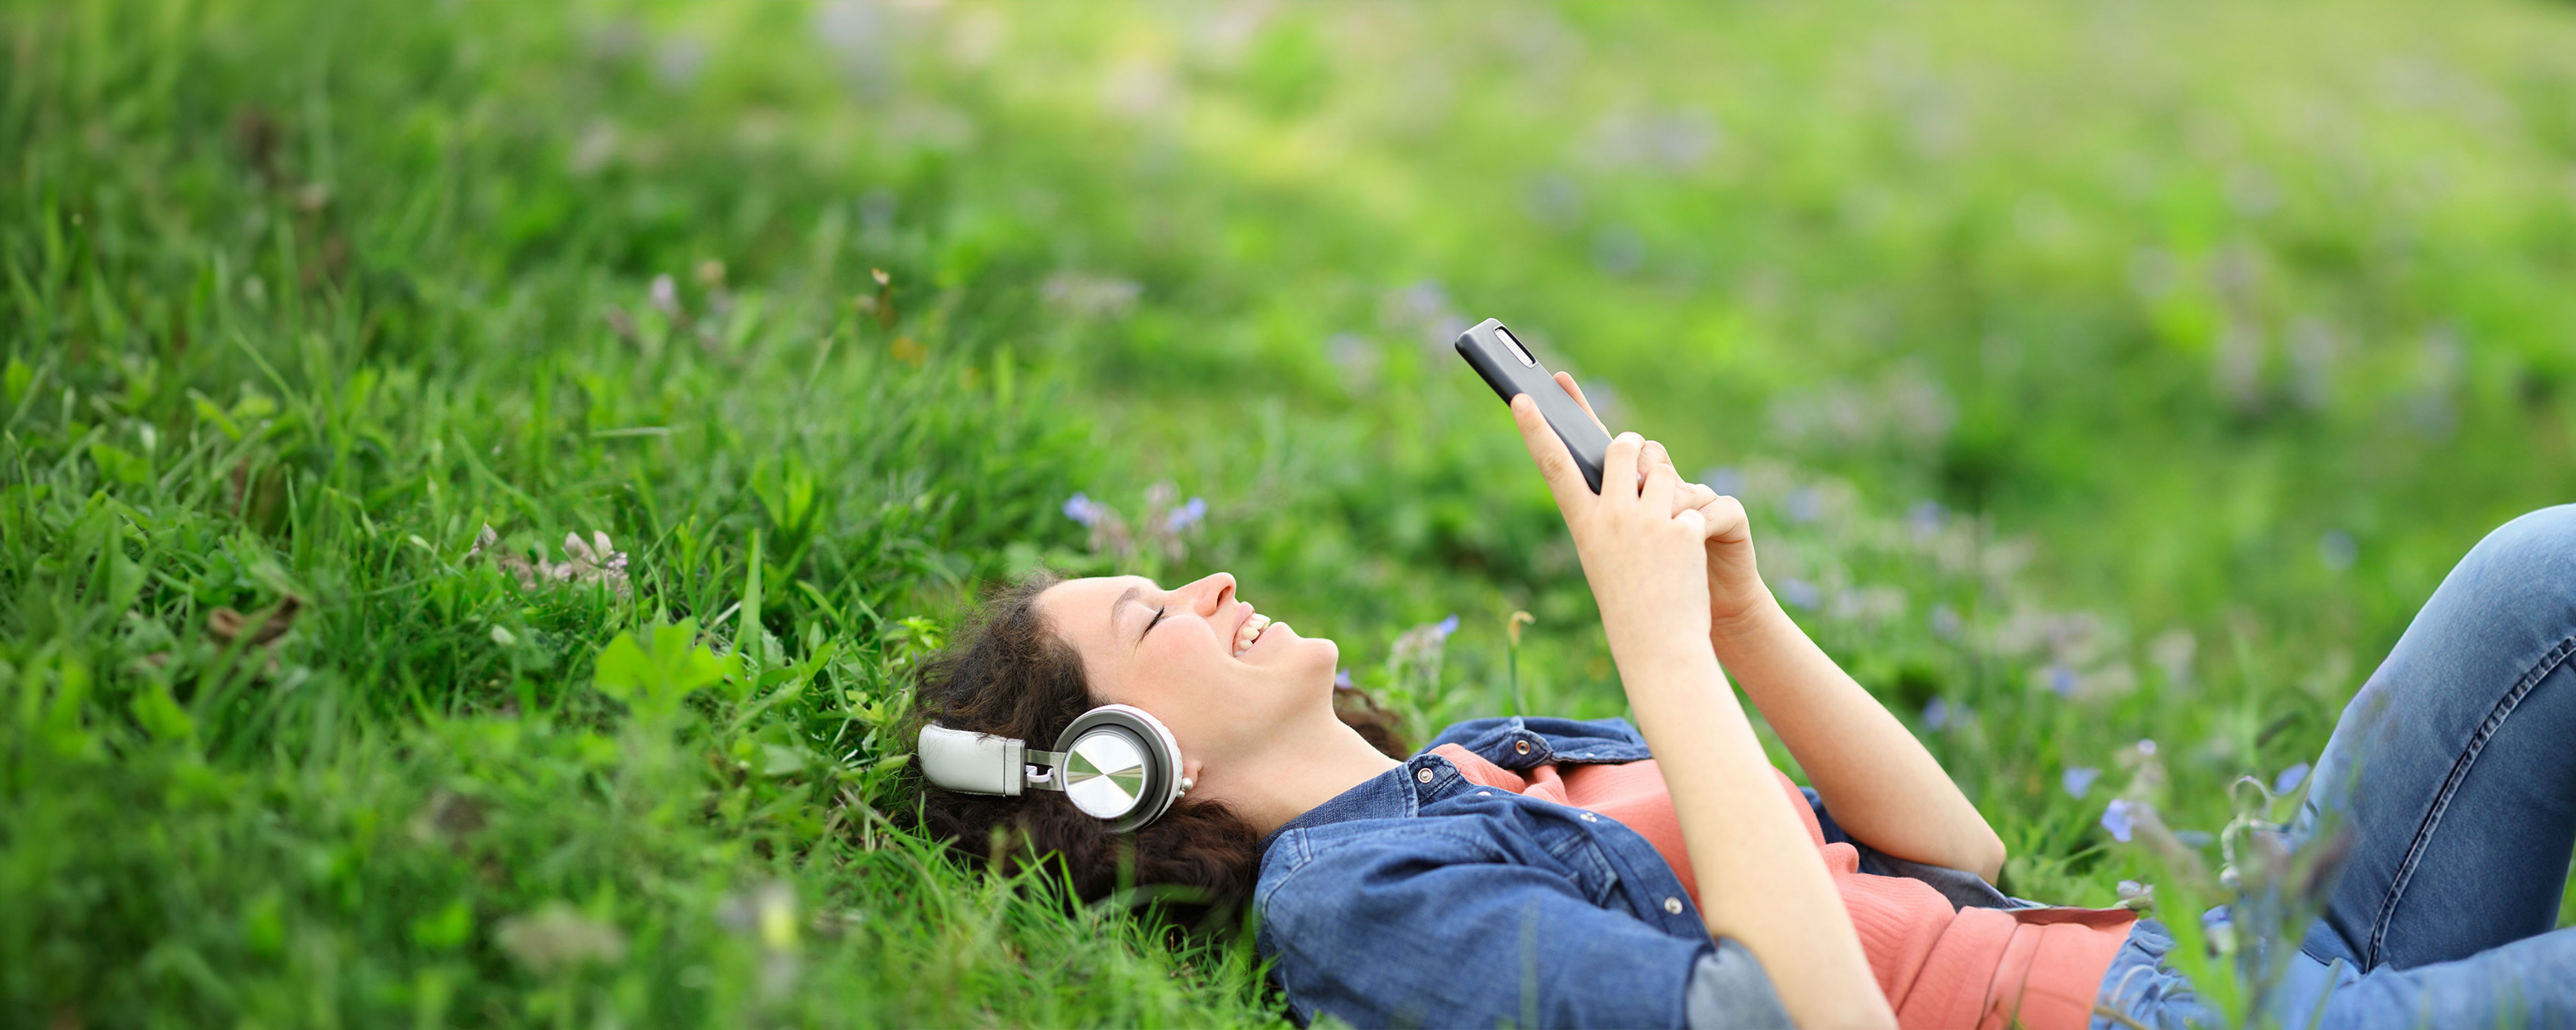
(7, 0), (2576, 1025)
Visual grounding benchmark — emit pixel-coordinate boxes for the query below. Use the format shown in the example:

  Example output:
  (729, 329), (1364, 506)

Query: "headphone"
(916, 704), (1192, 833)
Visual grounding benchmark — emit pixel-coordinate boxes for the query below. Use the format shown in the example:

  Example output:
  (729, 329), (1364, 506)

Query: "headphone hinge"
(1023, 749), (1067, 792)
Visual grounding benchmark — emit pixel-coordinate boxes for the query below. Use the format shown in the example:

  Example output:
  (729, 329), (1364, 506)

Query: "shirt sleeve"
(1259, 825), (1789, 1029)
(1800, 785), (2027, 911)
(1687, 938), (1795, 1030)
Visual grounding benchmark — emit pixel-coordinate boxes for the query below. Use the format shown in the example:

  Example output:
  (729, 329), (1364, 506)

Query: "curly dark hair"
(906, 570), (1410, 927)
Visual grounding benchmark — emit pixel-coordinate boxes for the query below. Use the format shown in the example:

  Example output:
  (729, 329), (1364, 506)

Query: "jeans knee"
(2455, 504), (2576, 623)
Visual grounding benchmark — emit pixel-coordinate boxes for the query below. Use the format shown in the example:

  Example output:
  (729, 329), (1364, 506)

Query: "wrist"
(1603, 619), (1718, 675)
(1710, 585), (1784, 647)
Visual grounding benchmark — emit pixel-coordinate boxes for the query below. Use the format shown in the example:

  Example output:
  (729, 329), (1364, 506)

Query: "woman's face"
(1037, 573), (1339, 767)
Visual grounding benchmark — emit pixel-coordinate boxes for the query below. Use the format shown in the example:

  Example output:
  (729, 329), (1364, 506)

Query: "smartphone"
(1454, 318), (1612, 493)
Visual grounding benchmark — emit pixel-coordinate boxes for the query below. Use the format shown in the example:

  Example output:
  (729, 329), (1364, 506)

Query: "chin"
(1298, 635), (1339, 674)
(1262, 625), (1339, 676)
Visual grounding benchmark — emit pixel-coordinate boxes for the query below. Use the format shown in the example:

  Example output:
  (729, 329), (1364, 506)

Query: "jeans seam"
(2364, 634), (2576, 968)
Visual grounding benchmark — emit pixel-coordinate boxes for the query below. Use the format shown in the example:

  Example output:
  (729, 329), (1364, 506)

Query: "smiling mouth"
(1232, 612), (1273, 658)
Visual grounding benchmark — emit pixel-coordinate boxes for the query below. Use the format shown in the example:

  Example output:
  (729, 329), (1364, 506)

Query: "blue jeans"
(2099, 505), (2576, 1029)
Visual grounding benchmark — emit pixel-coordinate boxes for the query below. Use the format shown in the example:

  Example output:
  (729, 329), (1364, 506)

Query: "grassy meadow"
(6, 0), (2576, 1025)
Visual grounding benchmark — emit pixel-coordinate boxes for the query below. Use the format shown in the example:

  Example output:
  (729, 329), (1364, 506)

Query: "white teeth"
(1234, 613), (1272, 657)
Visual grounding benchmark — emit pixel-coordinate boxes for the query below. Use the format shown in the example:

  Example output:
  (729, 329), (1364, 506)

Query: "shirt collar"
(1258, 753), (1456, 853)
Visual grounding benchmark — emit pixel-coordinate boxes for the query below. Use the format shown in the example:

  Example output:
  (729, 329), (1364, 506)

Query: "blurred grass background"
(5, 0), (2575, 1025)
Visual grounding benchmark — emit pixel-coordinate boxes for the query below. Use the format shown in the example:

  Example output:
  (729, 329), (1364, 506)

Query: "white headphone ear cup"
(1055, 704), (1184, 833)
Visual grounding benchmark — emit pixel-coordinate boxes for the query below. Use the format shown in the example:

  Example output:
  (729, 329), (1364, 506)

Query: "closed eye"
(1142, 605), (1168, 640)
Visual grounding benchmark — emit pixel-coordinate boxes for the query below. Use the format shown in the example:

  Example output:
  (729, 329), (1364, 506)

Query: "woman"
(912, 379), (2576, 1029)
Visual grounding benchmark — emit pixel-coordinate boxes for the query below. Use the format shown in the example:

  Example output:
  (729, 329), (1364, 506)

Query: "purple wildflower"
(1431, 614), (1460, 640)
(1906, 499), (1946, 536)
(1592, 226), (1645, 276)
(2274, 762), (2310, 795)
(1333, 669), (1354, 690)
(2062, 766), (2100, 799)
(1778, 577), (1821, 610)
(1928, 604), (1963, 640)
(2047, 664), (2078, 698)
(1699, 466), (1744, 498)
(2101, 799), (2136, 843)
(2137, 738), (2158, 756)
(1325, 332), (1376, 374)
(1579, 381), (1621, 424)
(1062, 492), (1102, 528)
(1785, 486), (1822, 524)
(2319, 530), (2357, 571)
(1922, 698), (1949, 731)
(1165, 496), (1206, 533)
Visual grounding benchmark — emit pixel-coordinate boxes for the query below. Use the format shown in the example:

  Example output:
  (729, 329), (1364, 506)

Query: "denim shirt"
(1255, 716), (2032, 1029)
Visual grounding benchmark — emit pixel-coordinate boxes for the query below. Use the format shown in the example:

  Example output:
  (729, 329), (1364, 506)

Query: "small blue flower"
(1906, 499), (1946, 536)
(2274, 762), (2310, 795)
(1922, 698), (1949, 731)
(2136, 738), (2158, 756)
(1431, 614), (1459, 640)
(1165, 496), (1207, 532)
(1778, 577), (1821, 610)
(2062, 766), (2101, 799)
(2319, 530), (2357, 572)
(1325, 332), (1375, 374)
(1699, 466), (1744, 497)
(1581, 381), (1621, 423)
(1785, 486), (1822, 524)
(1333, 668), (1354, 690)
(2047, 664), (2078, 698)
(1928, 604), (1963, 640)
(2101, 798), (2136, 843)
(1062, 492), (1101, 528)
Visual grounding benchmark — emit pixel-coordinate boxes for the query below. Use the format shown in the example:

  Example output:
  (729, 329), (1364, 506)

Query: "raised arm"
(1703, 587), (2007, 880)
(1547, 373), (2006, 882)
(1513, 397), (1895, 1030)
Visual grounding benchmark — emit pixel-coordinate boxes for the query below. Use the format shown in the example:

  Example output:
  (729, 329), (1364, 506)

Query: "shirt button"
(1477, 791), (1491, 797)
(1515, 740), (1532, 755)
(1415, 767), (1435, 783)
(1664, 897), (1685, 915)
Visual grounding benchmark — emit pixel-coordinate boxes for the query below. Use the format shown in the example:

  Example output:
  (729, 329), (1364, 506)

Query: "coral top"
(1431, 744), (2133, 1030)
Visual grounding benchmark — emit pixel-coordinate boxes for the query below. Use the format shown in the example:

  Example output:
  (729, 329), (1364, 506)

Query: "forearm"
(1712, 590), (2006, 881)
(1616, 641), (1895, 1030)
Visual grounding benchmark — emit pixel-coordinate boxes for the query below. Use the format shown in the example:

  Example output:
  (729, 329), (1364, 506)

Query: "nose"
(1177, 572), (1236, 616)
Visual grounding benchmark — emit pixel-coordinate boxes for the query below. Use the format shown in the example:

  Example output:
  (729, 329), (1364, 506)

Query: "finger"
(1638, 439), (1680, 514)
(1674, 506), (1708, 540)
(1643, 439), (1678, 476)
(1602, 432), (1646, 505)
(1673, 480), (1719, 518)
(1552, 371), (1609, 433)
(1511, 393), (1595, 518)
(1695, 494), (1750, 545)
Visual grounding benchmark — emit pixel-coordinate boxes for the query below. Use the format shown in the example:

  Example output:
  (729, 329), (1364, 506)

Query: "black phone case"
(1454, 318), (1611, 493)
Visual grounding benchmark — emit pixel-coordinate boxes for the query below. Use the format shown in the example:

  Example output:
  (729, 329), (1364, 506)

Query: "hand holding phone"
(1461, 317), (1765, 642)
(1454, 318), (1614, 493)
